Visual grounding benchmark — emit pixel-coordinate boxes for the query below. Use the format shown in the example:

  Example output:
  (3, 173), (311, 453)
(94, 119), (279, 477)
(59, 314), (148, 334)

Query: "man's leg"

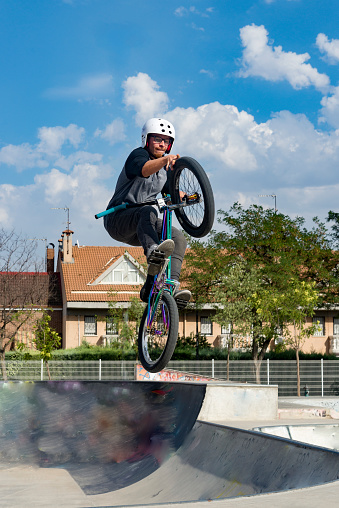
(169, 226), (191, 307)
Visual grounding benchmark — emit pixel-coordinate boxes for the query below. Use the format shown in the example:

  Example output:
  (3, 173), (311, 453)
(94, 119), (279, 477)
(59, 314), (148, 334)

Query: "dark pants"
(104, 205), (187, 281)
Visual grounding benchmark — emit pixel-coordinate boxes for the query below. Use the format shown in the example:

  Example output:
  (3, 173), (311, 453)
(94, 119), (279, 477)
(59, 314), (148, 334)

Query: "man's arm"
(141, 154), (180, 177)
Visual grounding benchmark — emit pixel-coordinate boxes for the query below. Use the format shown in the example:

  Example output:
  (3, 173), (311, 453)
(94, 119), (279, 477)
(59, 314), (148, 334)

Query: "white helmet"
(141, 118), (175, 154)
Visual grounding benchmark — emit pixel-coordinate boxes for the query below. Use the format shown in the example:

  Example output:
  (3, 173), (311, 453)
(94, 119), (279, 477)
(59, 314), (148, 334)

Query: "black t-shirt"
(125, 147), (149, 178)
(106, 147), (169, 210)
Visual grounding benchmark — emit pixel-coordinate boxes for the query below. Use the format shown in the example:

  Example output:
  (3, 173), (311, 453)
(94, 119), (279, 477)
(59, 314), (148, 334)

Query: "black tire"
(138, 291), (179, 373)
(169, 156), (215, 238)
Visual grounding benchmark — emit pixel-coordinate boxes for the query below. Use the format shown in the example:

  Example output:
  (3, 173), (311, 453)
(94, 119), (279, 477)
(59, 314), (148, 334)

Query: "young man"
(104, 117), (191, 307)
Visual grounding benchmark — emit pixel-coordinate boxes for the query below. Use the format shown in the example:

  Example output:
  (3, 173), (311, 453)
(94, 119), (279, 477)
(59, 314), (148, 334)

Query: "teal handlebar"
(95, 203), (128, 219)
(95, 197), (172, 219)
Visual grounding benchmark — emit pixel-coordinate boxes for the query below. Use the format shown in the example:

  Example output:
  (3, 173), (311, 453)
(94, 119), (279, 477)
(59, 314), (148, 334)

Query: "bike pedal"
(147, 251), (167, 276)
(175, 298), (189, 309)
(149, 252), (165, 262)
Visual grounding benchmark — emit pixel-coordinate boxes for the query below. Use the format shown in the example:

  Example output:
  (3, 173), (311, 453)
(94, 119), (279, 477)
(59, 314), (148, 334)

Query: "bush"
(6, 343), (338, 362)
(267, 350), (338, 361)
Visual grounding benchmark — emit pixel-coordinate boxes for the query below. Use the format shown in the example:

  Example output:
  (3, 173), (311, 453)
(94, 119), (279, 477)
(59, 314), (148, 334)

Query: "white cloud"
(94, 118), (126, 145)
(167, 102), (272, 171)
(54, 151), (103, 172)
(44, 73), (114, 101)
(165, 102), (339, 194)
(238, 24), (330, 91)
(2, 72), (339, 250)
(316, 33), (339, 63)
(0, 184), (19, 225)
(174, 6), (213, 17)
(174, 6), (187, 17)
(0, 143), (48, 171)
(122, 72), (169, 126)
(191, 23), (205, 32)
(33, 162), (112, 231)
(35, 168), (79, 203)
(320, 86), (339, 128)
(0, 124), (86, 172)
(37, 124), (85, 156)
(200, 69), (215, 79)
(0, 121), (115, 248)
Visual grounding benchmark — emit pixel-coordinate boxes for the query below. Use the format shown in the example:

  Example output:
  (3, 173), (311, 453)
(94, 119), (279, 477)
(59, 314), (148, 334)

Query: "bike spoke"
(143, 300), (171, 364)
(178, 168), (206, 228)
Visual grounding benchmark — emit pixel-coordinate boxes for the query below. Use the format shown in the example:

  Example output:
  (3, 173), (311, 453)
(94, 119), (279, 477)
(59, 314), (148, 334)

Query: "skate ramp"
(1, 381), (339, 506)
(93, 420), (339, 506)
(0, 381), (205, 495)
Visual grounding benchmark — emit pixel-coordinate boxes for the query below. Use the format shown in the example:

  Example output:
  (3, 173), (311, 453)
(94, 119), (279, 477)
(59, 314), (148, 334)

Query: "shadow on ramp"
(0, 381), (205, 495)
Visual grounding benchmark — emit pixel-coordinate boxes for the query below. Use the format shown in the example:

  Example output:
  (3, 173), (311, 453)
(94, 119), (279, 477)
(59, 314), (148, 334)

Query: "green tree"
(213, 261), (263, 381)
(327, 210), (339, 249)
(254, 278), (318, 394)
(184, 203), (338, 383)
(33, 311), (61, 380)
(105, 292), (145, 355)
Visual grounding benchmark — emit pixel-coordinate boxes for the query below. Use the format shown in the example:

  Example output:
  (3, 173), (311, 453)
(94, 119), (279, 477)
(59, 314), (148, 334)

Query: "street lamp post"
(258, 194), (277, 212)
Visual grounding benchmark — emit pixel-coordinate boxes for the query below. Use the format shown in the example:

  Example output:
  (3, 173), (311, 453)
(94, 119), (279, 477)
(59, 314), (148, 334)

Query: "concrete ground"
(2, 397), (339, 508)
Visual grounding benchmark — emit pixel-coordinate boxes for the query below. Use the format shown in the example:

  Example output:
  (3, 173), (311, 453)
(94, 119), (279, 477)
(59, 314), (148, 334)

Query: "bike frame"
(146, 199), (176, 330)
(95, 194), (201, 329)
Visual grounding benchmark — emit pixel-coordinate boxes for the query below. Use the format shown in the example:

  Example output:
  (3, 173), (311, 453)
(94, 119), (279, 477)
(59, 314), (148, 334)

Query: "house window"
(221, 323), (231, 334)
(201, 316), (213, 336)
(106, 317), (118, 335)
(334, 318), (339, 336)
(313, 316), (325, 337)
(84, 316), (97, 335)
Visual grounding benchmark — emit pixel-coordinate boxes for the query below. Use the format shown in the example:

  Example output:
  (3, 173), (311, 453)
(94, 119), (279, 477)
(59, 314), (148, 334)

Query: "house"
(53, 229), (339, 355)
(0, 251), (62, 351)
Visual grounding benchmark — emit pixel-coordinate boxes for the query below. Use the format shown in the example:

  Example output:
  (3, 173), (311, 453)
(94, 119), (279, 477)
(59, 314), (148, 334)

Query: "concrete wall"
(198, 383), (278, 422)
(136, 365), (278, 422)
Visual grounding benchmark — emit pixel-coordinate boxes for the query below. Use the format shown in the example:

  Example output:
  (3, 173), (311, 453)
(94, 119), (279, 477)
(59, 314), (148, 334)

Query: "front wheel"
(169, 156), (215, 238)
(138, 291), (179, 373)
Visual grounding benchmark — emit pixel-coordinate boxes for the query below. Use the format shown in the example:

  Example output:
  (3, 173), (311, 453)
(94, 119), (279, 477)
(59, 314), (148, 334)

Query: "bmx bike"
(95, 157), (214, 372)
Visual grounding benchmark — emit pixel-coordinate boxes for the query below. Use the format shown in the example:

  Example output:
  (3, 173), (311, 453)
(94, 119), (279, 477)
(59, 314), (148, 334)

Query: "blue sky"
(1, 0), (339, 262)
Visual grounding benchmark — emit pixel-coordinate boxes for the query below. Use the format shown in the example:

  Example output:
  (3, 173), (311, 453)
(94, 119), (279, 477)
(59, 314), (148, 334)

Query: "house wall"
(7, 308), (62, 351)
(178, 309), (224, 341)
(299, 313), (337, 355)
(61, 305), (338, 355)
(64, 309), (122, 349)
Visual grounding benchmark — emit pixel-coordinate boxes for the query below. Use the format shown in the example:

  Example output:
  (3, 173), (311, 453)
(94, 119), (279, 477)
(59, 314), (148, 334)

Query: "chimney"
(46, 243), (55, 273)
(62, 230), (74, 263)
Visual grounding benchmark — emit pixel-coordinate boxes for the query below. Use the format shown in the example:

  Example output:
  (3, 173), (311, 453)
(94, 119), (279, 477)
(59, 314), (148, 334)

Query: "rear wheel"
(138, 291), (179, 373)
(169, 156), (215, 238)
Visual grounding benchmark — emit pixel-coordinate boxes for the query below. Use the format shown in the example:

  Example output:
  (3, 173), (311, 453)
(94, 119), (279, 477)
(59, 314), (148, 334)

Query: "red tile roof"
(60, 246), (146, 303)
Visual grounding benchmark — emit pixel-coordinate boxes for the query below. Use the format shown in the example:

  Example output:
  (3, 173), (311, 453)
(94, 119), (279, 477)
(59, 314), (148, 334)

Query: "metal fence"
(3, 360), (136, 382)
(3, 359), (339, 397)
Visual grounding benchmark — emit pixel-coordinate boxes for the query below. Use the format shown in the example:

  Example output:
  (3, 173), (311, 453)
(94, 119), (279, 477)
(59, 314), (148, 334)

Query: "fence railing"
(3, 360), (136, 382)
(3, 359), (339, 397)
